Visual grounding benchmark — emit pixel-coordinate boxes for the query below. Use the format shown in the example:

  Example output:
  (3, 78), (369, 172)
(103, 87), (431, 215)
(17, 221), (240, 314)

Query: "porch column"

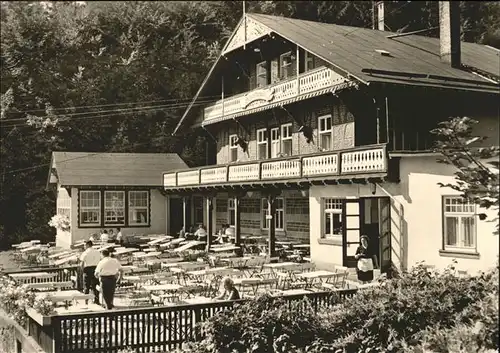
(205, 196), (213, 251)
(267, 194), (277, 257)
(182, 196), (187, 235)
(234, 196), (241, 247)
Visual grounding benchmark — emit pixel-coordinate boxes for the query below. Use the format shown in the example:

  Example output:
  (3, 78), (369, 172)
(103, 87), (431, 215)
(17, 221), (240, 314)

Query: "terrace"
(3, 236), (376, 353)
(163, 144), (389, 191)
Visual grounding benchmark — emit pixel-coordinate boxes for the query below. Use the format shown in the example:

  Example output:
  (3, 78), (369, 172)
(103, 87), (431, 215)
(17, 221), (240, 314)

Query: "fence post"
(193, 308), (202, 341)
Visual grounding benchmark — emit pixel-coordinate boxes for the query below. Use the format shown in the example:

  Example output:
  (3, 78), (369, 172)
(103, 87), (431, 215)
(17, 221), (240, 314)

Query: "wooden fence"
(3, 266), (82, 289)
(27, 289), (357, 353)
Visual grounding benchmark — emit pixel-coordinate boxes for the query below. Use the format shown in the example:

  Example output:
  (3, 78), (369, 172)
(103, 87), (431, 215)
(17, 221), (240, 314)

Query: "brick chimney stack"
(439, 1), (461, 68)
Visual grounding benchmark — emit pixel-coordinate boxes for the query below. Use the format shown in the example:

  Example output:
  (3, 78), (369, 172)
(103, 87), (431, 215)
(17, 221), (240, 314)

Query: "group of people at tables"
(79, 236), (241, 310)
(179, 223), (236, 244)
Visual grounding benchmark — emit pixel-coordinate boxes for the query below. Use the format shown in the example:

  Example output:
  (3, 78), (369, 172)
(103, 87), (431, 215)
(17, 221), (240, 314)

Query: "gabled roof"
(47, 152), (187, 188)
(174, 13), (500, 134)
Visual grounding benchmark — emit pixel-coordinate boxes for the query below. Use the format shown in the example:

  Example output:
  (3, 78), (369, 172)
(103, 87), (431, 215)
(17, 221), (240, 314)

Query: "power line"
(0, 99), (216, 129)
(0, 95), (222, 123)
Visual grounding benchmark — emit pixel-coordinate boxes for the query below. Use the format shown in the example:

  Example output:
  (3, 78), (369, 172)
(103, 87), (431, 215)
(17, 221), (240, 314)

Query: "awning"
(197, 81), (359, 127)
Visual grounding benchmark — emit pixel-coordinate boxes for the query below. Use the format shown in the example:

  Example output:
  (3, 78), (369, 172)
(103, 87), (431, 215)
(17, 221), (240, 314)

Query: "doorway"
(169, 198), (183, 236)
(342, 197), (392, 273)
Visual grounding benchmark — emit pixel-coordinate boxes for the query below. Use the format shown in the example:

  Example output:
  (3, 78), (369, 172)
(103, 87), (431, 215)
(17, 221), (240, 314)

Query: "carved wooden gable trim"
(222, 16), (271, 55)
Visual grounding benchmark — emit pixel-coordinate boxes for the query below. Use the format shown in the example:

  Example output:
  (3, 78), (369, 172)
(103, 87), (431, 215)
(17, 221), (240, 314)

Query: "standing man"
(79, 241), (101, 304)
(94, 249), (123, 310)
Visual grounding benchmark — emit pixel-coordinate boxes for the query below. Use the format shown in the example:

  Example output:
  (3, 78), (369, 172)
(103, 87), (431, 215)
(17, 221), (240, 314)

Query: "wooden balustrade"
(27, 289), (357, 353)
(163, 145), (387, 189)
(204, 67), (347, 122)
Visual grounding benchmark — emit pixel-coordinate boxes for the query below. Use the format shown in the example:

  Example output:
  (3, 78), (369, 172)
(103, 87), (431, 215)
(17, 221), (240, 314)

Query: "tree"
(432, 117), (499, 234)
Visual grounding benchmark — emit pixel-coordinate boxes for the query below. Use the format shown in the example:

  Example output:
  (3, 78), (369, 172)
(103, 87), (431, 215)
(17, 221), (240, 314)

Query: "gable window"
(256, 61), (267, 88)
(228, 198), (236, 226)
(280, 52), (294, 79)
(270, 127), (280, 158)
(281, 123), (293, 156)
(257, 128), (268, 159)
(323, 198), (343, 238)
(104, 191), (125, 226)
(443, 196), (476, 251)
(318, 115), (333, 151)
(229, 134), (238, 162)
(80, 191), (101, 226)
(129, 191), (149, 226)
(262, 197), (285, 230)
(304, 51), (315, 71)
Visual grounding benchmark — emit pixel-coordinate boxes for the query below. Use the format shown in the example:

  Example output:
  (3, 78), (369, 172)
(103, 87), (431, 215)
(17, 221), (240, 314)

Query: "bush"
(175, 263), (499, 353)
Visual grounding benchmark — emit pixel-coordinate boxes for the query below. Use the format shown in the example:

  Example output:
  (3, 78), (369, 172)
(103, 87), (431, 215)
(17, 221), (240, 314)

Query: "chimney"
(439, 1), (461, 68)
(377, 2), (385, 31)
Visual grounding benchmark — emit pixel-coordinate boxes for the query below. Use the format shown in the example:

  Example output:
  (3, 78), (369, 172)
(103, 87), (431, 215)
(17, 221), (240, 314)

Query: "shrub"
(0, 275), (35, 326)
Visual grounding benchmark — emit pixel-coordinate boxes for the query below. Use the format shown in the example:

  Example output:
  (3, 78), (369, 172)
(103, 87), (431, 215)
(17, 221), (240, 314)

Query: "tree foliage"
(432, 117), (499, 234)
(1, 1), (499, 246)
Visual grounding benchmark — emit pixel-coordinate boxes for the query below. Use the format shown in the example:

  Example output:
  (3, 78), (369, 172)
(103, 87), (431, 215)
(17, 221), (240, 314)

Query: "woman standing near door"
(355, 235), (378, 284)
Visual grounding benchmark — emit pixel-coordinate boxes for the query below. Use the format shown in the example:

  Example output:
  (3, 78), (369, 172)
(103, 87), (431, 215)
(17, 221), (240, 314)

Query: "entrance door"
(169, 198), (183, 236)
(342, 198), (362, 268)
(378, 197), (392, 273)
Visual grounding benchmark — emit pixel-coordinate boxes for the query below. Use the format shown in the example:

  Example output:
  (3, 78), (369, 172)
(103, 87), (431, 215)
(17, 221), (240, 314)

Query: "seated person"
(224, 225), (235, 242)
(194, 224), (207, 241)
(100, 229), (109, 243)
(215, 277), (240, 300)
(215, 224), (228, 244)
(178, 226), (186, 239)
(115, 227), (123, 245)
(108, 229), (115, 242)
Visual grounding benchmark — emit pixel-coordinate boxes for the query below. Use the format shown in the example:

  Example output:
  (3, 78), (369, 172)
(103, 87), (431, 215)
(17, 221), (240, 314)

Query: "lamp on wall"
(370, 182), (377, 195)
(236, 136), (248, 153)
(300, 189), (308, 197)
(298, 125), (313, 143)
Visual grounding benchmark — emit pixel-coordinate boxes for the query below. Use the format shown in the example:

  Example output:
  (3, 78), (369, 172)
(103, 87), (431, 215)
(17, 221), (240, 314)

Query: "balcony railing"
(203, 66), (348, 122)
(164, 145), (387, 189)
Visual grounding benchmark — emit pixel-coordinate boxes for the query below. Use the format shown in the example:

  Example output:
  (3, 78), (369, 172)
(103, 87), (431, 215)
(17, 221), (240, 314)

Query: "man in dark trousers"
(79, 240), (101, 304)
(94, 249), (123, 309)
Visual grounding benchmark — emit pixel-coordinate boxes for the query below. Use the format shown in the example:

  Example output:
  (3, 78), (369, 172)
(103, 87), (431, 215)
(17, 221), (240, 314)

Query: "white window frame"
(442, 196), (477, 252)
(270, 127), (280, 158)
(79, 190), (101, 227)
(257, 128), (268, 159)
(323, 198), (343, 239)
(128, 191), (149, 226)
(256, 61), (267, 88)
(262, 197), (285, 231)
(280, 51), (293, 79)
(281, 123), (293, 156)
(229, 134), (238, 162)
(304, 51), (315, 71)
(104, 191), (125, 226)
(228, 198), (235, 226)
(318, 114), (333, 151)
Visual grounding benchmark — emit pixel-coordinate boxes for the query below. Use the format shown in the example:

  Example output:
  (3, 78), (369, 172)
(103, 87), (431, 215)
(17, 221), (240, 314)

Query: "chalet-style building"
(47, 152), (187, 248)
(163, 10), (499, 274)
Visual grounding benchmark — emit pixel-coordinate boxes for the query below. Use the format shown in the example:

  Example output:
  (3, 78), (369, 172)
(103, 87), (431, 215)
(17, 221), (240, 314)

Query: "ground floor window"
(442, 196), (476, 251)
(322, 198), (343, 238)
(192, 196), (204, 226)
(228, 198), (236, 226)
(78, 189), (150, 227)
(262, 197), (285, 230)
(57, 187), (71, 218)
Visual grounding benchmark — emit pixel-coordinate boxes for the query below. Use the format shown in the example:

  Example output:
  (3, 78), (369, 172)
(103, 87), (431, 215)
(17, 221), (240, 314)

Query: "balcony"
(202, 66), (352, 124)
(163, 144), (388, 191)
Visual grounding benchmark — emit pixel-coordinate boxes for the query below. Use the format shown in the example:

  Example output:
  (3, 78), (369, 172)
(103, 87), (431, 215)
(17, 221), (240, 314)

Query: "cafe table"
(297, 270), (338, 288)
(36, 290), (94, 303)
(142, 283), (183, 292)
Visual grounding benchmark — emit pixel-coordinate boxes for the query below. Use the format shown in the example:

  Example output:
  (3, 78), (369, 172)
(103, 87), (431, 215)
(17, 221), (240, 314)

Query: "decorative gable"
(222, 16), (271, 55)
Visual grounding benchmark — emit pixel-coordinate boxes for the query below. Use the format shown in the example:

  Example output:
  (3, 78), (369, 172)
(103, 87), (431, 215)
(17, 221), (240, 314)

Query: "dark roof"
(174, 13), (500, 134)
(48, 152), (187, 187)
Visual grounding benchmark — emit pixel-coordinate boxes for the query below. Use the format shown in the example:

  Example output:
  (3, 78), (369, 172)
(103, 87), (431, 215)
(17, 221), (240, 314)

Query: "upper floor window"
(262, 197), (285, 230)
(104, 191), (125, 226)
(80, 191), (101, 226)
(257, 128), (268, 159)
(304, 51), (315, 71)
(229, 134), (238, 162)
(318, 115), (333, 150)
(280, 52), (294, 79)
(443, 196), (477, 251)
(281, 123), (293, 156)
(270, 127), (280, 158)
(256, 61), (267, 88)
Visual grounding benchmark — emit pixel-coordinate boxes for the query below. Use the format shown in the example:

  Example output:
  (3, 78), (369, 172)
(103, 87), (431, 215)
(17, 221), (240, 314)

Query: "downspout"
(375, 183), (407, 272)
(373, 97), (380, 144)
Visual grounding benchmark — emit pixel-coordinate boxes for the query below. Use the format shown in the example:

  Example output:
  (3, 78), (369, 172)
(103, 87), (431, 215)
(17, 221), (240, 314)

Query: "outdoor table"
(221, 256), (252, 269)
(160, 261), (185, 269)
(54, 303), (105, 314)
(142, 283), (183, 292)
(297, 270), (337, 288)
(174, 241), (205, 253)
(53, 254), (79, 266)
(263, 262), (301, 279)
(147, 236), (173, 246)
(181, 296), (215, 305)
(276, 241), (293, 246)
(9, 272), (56, 282)
(114, 248), (138, 256)
(20, 246), (44, 253)
(293, 244), (310, 249)
(133, 251), (162, 259)
(233, 278), (262, 296)
(122, 265), (149, 274)
(211, 246), (240, 253)
(36, 290), (93, 303)
(273, 289), (312, 296)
